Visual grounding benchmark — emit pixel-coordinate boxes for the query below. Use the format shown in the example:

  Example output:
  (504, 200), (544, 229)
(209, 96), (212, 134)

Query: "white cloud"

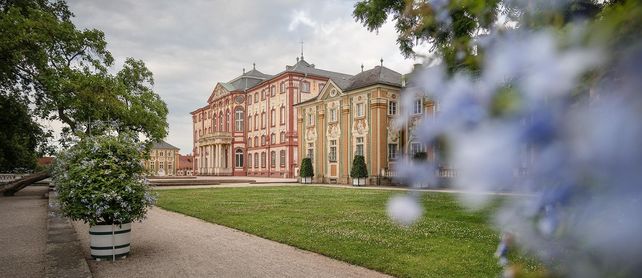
(288, 10), (316, 31)
(65, 0), (424, 153)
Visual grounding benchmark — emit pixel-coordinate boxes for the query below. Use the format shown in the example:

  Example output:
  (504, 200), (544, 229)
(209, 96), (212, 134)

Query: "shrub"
(300, 157), (314, 178)
(51, 131), (155, 226)
(350, 155), (368, 179)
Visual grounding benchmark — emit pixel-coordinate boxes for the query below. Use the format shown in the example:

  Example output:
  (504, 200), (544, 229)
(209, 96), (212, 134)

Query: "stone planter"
(352, 178), (366, 186)
(89, 222), (131, 260)
(300, 176), (312, 184)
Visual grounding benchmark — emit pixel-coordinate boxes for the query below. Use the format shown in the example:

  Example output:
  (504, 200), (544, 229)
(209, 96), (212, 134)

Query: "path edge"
(46, 191), (93, 278)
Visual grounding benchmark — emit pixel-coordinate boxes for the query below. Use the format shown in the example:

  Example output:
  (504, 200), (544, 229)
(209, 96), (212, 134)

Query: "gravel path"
(0, 186), (48, 278)
(73, 207), (390, 278)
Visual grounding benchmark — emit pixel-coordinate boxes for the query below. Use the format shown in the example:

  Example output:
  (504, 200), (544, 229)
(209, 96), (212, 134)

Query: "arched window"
(270, 151), (276, 168)
(261, 152), (266, 168)
(271, 109), (276, 127)
(248, 153), (252, 168)
(280, 131), (286, 143)
(254, 153), (259, 168)
(261, 112), (265, 129)
(226, 110), (230, 131)
(219, 112), (223, 131)
(235, 108), (244, 132)
(235, 149), (243, 168)
(254, 136), (258, 147)
(248, 137), (252, 147)
(254, 115), (258, 131)
(271, 133), (276, 144)
(261, 135), (266, 146)
(280, 106), (285, 125)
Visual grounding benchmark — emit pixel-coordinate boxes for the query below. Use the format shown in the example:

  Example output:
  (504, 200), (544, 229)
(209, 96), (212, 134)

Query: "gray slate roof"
(226, 68), (272, 92)
(345, 65), (402, 91)
(282, 58), (354, 88)
(152, 140), (179, 150)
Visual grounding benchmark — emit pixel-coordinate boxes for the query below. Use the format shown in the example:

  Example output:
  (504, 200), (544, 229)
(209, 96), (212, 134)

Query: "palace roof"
(152, 140), (179, 150)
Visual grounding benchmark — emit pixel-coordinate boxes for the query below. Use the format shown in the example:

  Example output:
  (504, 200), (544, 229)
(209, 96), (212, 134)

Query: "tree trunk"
(1, 171), (50, 196)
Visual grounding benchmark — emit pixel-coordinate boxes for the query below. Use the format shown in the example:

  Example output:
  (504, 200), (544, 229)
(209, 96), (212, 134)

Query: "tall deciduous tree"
(0, 94), (49, 171)
(0, 0), (168, 152)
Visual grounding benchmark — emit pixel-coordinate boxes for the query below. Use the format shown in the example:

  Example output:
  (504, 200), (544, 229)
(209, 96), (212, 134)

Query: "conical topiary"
(300, 157), (314, 179)
(350, 155), (368, 180)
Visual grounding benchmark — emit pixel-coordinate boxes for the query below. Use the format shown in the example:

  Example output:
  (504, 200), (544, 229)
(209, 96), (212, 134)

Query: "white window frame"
(356, 103), (364, 117)
(329, 140), (337, 162)
(355, 137), (364, 156)
(413, 99), (423, 114)
(388, 101), (397, 115)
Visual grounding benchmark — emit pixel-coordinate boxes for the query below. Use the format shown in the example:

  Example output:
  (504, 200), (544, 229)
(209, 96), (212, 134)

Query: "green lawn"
(156, 186), (537, 277)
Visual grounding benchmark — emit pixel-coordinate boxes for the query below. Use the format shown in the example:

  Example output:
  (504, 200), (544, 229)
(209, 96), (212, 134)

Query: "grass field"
(156, 186), (538, 277)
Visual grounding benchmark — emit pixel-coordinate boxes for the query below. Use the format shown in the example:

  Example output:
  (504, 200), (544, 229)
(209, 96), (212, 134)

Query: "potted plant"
(350, 155), (368, 186)
(300, 157), (314, 184)
(51, 130), (155, 260)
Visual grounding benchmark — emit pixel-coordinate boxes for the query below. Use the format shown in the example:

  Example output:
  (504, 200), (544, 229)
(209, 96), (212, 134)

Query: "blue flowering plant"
(52, 128), (155, 226)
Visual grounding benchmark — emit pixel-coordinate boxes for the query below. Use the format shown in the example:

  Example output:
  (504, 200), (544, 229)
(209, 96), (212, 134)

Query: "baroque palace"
(191, 55), (433, 183)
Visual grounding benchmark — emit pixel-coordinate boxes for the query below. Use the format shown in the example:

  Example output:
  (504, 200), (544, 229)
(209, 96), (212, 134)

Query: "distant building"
(176, 154), (194, 176)
(145, 141), (179, 176)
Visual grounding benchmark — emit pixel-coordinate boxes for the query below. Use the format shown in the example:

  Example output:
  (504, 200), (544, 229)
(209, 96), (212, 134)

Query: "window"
(235, 108), (244, 132)
(270, 151), (276, 168)
(160, 162), (164, 169)
(254, 136), (258, 147)
(307, 143), (314, 161)
(271, 109), (276, 126)
(280, 131), (286, 143)
(248, 153), (252, 168)
(280, 82), (285, 93)
(271, 85), (276, 97)
(356, 103), (364, 117)
(280, 106), (286, 125)
(254, 115), (258, 131)
(159, 152), (164, 156)
(261, 89), (265, 100)
(248, 137), (252, 147)
(318, 83), (325, 91)
(388, 101), (397, 115)
(329, 140), (337, 162)
(355, 137), (364, 156)
(388, 144), (398, 160)
(261, 135), (266, 146)
(219, 113), (223, 131)
(411, 142), (423, 156)
(271, 133), (276, 144)
(254, 153), (259, 168)
(261, 112), (266, 128)
(248, 115), (252, 130)
(280, 150), (286, 167)
(254, 92), (258, 103)
(307, 113), (314, 125)
(226, 111), (230, 131)
(301, 81), (310, 93)
(235, 149), (244, 168)
(329, 108), (337, 122)
(414, 99), (423, 114)
(261, 152), (266, 168)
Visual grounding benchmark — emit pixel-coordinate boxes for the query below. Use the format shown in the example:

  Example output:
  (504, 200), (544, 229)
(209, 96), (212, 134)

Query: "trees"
(300, 157), (314, 184)
(0, 95), (49, 172)
(350, 155), (368, 186)
(0, 0), (168, 148)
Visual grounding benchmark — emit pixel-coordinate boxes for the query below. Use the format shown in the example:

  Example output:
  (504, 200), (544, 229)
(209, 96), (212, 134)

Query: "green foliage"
(300, 157), (314, 178)
(0, 94), (50, 172)
(51, 128), (156, 225)
(0, 0), (168, 146)
(353, 0), (501, 72)
(157, 187), (543, 277)
(350, 155), (368, 178)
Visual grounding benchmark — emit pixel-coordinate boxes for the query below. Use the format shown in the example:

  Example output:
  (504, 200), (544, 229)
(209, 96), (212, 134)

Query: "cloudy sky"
(64, 0), (422, 153)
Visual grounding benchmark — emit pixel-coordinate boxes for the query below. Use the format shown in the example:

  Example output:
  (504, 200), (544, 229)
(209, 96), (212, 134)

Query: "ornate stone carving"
(352, 119), (368, 136)
(327, 124), (340, 139)
(306, 128), (317, 141)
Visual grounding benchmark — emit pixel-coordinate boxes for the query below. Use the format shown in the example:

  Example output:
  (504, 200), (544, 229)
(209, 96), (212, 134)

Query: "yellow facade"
(144, 141), (180, 176)
(295, 65), (436, 185)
